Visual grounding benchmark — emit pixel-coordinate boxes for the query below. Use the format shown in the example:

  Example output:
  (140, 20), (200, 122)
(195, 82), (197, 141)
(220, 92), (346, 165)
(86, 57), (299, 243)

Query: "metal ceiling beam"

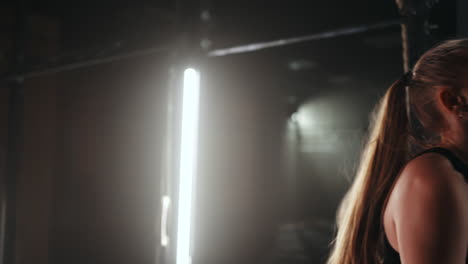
(1, 18), (402, 82)
(0, 44), (170, 83)
(207, 19), (402, 57)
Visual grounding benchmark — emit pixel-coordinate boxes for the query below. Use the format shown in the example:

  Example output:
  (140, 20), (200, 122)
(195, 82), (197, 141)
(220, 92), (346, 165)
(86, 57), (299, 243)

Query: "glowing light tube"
(176, 68), (200, 264)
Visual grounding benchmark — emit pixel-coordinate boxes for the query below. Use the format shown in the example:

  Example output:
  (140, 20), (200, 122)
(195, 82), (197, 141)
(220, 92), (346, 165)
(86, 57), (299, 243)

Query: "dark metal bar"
(1, 45), (171, 83)
(207, 19), (402, 57)
(2, 1), (28, 264)
(396, 0), (437, 71)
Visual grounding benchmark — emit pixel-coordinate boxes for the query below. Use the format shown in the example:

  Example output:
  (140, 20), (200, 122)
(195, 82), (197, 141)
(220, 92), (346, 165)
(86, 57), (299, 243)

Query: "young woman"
(327, 39), (468, 264)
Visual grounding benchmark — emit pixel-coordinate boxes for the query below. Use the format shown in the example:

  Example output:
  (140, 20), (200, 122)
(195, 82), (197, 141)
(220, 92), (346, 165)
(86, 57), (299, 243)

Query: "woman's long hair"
(326, 38), (468, 264)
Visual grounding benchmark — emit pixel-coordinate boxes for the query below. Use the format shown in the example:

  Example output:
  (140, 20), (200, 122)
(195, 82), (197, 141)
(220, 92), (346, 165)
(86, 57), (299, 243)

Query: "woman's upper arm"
(393, 154), (467, 264)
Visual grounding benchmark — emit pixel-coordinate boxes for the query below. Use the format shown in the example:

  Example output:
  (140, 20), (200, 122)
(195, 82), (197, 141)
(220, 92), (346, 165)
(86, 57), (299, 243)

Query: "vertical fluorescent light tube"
(176, 68), (200, 264)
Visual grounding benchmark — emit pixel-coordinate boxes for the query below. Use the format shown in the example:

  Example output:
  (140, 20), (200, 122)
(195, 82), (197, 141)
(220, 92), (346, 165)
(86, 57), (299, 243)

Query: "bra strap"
(412, 147), (468, 182)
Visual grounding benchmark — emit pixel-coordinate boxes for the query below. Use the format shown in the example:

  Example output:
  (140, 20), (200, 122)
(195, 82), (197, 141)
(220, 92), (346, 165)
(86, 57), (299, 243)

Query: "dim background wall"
(50, 58), (166, 264)
(12, 14), (59, 264)
(0, 12), (168, 264)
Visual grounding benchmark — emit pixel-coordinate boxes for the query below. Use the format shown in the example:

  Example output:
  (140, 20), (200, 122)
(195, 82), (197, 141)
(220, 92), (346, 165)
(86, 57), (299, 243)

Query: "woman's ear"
(438, 87), (458, 114)
(437, 87), (468, 116)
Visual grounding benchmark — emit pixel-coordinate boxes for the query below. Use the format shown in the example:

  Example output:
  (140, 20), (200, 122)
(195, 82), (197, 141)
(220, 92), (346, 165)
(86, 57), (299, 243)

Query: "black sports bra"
(382, 147), (468, 264)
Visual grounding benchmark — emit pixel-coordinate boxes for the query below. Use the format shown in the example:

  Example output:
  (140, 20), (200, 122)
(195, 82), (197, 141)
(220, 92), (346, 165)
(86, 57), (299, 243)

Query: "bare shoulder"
(393, 152), (467, 219)
(388, 152), (468, 263)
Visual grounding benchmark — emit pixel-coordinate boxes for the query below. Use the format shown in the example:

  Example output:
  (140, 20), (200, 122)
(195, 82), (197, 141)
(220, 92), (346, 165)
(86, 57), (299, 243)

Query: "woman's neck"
(438, 137), (468, 165)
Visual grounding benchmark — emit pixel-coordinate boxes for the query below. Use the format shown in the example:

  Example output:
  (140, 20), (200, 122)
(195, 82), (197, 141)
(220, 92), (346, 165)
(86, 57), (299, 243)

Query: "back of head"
(409, 39), (468, 141)
(326, 38), (468, 264)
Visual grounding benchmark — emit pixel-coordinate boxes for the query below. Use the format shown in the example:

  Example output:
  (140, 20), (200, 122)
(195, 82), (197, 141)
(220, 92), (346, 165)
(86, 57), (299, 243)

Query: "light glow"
(161, 195), (171, 247)
(176, 68), (200, 264)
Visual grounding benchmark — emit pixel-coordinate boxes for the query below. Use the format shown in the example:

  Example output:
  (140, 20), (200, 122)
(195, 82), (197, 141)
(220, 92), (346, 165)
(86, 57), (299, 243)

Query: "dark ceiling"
(1, 0), (458, 97)
(29, 0), (403, 50)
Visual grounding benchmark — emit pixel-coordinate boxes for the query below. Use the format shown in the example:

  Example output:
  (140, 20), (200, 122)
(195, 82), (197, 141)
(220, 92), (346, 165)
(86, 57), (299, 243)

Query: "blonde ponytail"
(327, 73), (410, 264)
